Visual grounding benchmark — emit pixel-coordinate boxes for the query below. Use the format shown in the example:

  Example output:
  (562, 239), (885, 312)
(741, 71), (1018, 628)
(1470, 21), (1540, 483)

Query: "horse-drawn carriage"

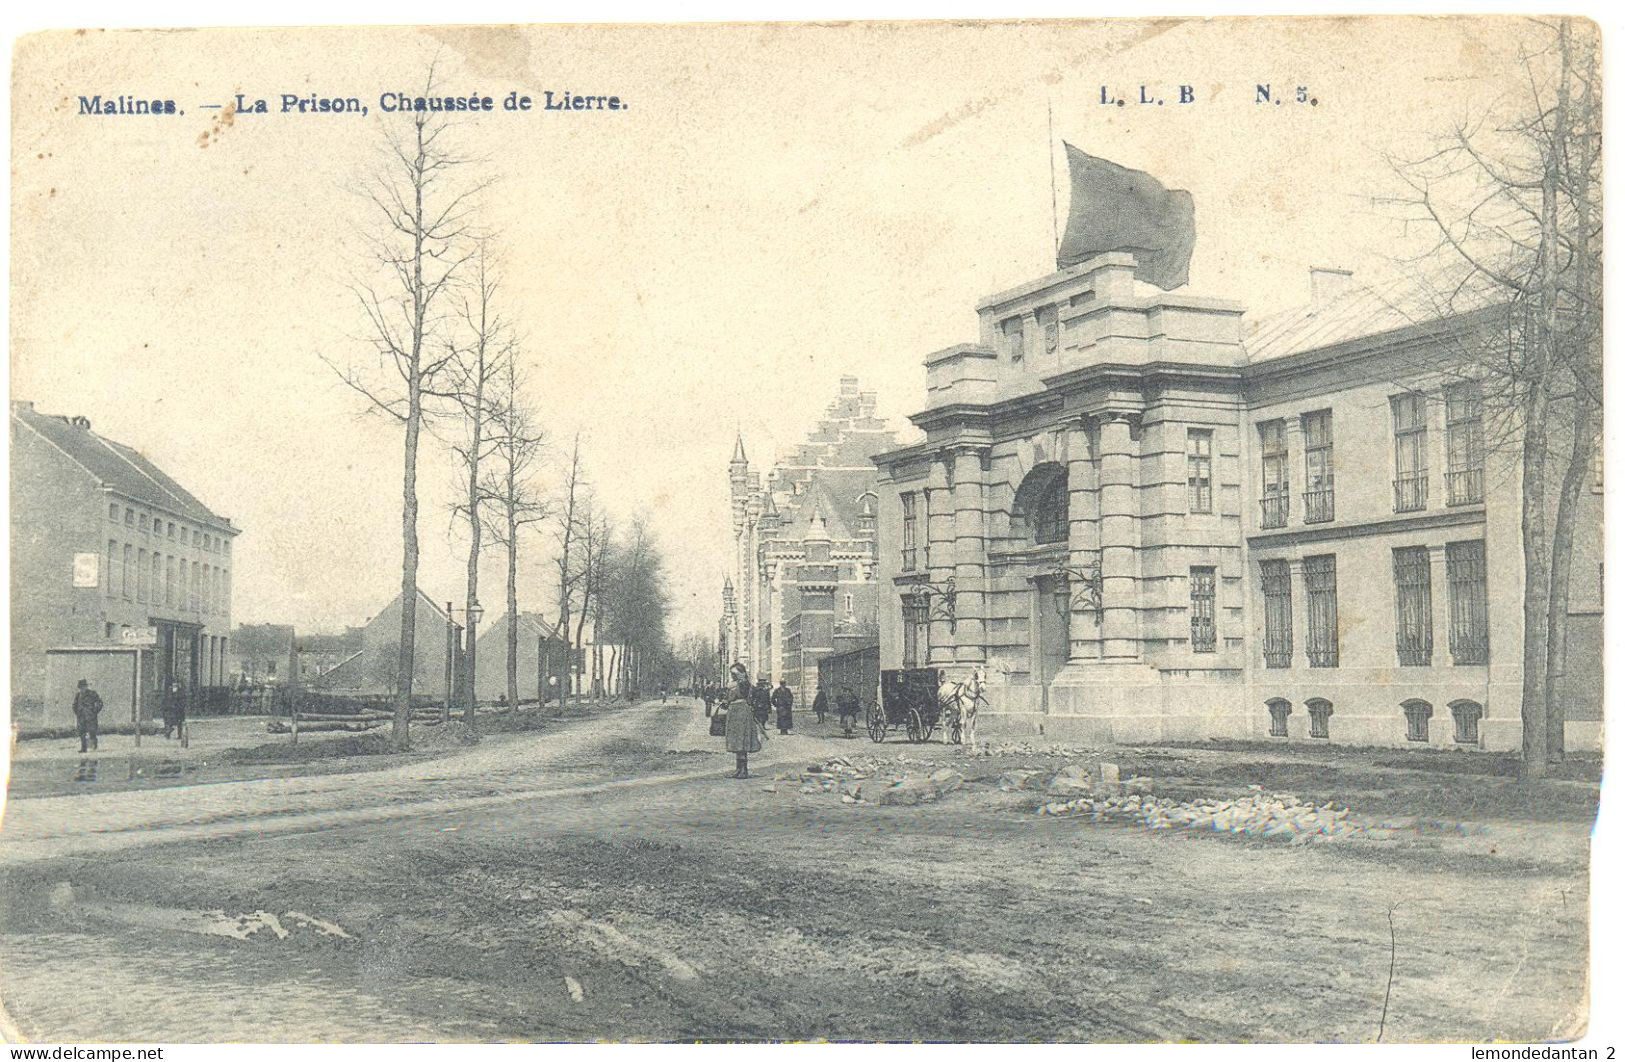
(866, 667), (987, 745)
(868, 668), (943, 743)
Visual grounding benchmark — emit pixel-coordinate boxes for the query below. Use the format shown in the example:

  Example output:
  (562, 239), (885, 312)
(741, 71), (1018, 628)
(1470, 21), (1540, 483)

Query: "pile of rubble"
(772, 757), (967, 806)
(960, 742), (1102, 759)
(1030, 770), (1378, 843)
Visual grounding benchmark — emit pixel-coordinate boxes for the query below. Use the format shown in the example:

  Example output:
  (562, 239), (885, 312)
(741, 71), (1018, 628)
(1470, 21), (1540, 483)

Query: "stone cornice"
(1245, 504), (1486, 549)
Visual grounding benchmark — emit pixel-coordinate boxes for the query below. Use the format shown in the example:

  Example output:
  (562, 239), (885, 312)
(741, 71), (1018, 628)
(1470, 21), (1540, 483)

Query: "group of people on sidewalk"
(704, 665), (869, 777)
(68, 677), (190, 753)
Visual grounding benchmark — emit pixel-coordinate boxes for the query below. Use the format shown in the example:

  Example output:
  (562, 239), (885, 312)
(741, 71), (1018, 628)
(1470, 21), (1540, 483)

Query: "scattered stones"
(563, 976), (585, 1003)
(875, 775), (942, 806)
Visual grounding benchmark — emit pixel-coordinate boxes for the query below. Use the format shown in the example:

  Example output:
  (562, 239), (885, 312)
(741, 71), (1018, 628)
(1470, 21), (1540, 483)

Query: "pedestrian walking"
(71, 678), (103, 753)
(812, 686), (829, 724)
(162, 680), (187, 743)
(771, 680), (794, 735)
(751, 677), (772, 729)
(702, 685), (716, 717)
(723, 663), (762, 778)
(837, 686), (860, 737)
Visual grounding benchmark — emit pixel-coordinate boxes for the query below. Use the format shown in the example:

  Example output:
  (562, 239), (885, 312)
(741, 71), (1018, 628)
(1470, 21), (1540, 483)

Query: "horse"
(937, 666), (989, 747)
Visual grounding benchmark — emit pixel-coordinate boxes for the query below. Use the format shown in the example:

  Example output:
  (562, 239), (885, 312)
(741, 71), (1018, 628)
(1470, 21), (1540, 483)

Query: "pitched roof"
(475, 611), (565, 647)
(12, 401), (235, 531)
(1245, 270), (1504, 364)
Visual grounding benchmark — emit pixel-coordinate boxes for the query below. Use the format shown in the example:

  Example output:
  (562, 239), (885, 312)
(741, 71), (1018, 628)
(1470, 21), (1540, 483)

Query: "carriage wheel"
(866, 704), (886, 743)
(906, 708), (925, 744)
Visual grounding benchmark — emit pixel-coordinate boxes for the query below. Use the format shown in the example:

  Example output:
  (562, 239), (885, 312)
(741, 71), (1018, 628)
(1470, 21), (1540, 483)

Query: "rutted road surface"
(0, 699), (713, 863)
(0, 698), (1593, 1042)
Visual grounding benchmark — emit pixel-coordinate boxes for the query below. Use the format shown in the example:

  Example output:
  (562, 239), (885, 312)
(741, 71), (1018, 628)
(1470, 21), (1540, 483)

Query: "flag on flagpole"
(1056, 144), (1196, 290)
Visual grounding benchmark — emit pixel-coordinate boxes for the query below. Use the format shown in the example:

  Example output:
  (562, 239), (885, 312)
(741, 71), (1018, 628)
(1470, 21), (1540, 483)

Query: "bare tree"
(572, 499), (613, 700)
(1387, 18), (1601, 778)
(552, 435), (586, 706)
(446, 240), (511, 728)
(323, 67), (487, 750)
(482, 354), (550, 712)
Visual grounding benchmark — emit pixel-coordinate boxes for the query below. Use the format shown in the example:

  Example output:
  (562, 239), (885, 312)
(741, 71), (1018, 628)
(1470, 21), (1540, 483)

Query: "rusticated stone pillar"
(1063, 416), (1102, 664)
(1097, 412), (1142, 661)
(951, 445), (989, 666)
(925, 452), (956, 667)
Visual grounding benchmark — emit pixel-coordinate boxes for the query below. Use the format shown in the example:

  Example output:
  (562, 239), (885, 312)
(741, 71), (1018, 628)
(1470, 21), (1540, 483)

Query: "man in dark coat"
(162, 680), (186, 741)
(751, 678), (772, 728)
(72, 679), (103, 753)
(836, 686), (860, 738)
(812, 686), (829, 724)
(771, 680), (794, 735)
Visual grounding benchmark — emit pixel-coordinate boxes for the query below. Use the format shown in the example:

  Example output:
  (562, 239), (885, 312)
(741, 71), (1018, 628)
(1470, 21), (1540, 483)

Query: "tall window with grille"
(1392, 393), (1429, 512)
(901, 593), (929, 669)
(900, 493), (918, 571)
(1445, 382), (1485, 505)
(1261, 559), (1293, 668)
(1032, 471), (1070, 545)
(1302, 410), (1335, 523)
(1189, 566), (1217, 652)
(1446, 540), (1490, 664)
(1303, 554), (1339, 667)
(1392, 546), (1433, 666)
(1186, 430), (1213, 513)
(1259, 419), (1289, 528)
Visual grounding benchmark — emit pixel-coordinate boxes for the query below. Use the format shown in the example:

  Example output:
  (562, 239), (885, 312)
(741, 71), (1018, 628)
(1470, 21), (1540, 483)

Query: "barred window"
(1302, 411), (1335, 523)
(1307, 698), (1333, 739)
(1392, 546), (1433, 666)
(122, 544), (133, 601)
(901, 593), (930, 669)
(1267, 698), (1292, 738)
(106, 540), (117, 598)
(1392, 393), (1429, 512)
(1445, 382), (1485, 505)
(1186, 430), (1213, 513)
(900, 493), (918, 571)
(1304, 554), (1339, 668)
(1402, 699), (1433, 742)
(1450, 699), (1483, 744)
(1189, 567), (1217, 652)
(1031, 472), (1070, 545)
(1447, 540), (1489, 664)
(1261, 560), (1293, 668)
(1259, 419), (1289, 528)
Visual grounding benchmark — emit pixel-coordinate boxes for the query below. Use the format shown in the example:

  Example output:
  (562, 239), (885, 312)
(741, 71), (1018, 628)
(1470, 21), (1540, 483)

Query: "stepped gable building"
(10, 400), (239, 724)
(872, 218), (1601, 752)
(725, 376), (896, 706)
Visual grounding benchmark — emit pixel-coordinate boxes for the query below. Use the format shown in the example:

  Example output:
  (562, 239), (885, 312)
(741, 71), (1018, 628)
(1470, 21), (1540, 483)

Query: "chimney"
(1310, 267), (1354, 311)
(71, 415), (91, 430)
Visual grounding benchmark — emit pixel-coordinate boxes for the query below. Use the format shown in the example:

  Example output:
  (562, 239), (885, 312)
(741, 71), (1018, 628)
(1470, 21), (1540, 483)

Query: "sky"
(8, 18), (1549, 639)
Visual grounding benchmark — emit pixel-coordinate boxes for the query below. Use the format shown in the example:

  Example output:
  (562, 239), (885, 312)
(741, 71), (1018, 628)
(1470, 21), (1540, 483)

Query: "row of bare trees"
(325, 72), (676, 749)
(1390, 18), (1600, 779)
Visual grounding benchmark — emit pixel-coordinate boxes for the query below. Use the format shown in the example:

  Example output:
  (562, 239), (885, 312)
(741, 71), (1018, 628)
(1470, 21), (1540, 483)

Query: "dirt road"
(0, 698), (1595, 1042)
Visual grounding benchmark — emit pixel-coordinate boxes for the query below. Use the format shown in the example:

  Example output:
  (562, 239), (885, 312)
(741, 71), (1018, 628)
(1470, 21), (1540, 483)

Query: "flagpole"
(1047, 97), (1060, 256)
